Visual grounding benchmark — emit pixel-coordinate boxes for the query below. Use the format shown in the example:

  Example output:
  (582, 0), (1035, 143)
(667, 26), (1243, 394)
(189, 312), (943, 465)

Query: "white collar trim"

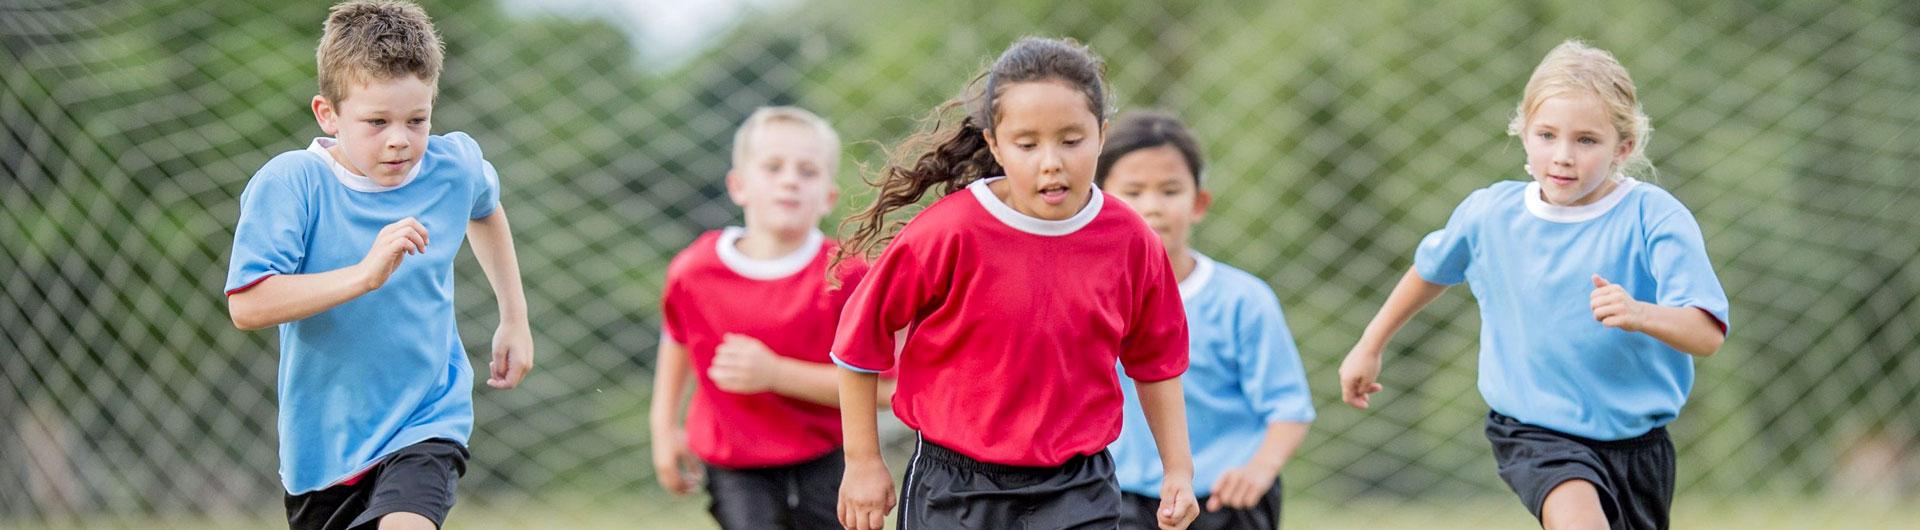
(306, 138), (421, 193)
(966, 176), (1103, 236)
(1177, 251), (1216, 301)
(1524, 176), (1639, 223)
(715, 226), (824, 280)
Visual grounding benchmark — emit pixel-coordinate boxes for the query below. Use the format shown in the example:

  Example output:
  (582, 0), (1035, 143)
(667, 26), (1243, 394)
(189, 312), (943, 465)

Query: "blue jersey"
(1112, 253), (1315, 497)
(225, 133), (500, 493)
(1416, 178), (1729, 440)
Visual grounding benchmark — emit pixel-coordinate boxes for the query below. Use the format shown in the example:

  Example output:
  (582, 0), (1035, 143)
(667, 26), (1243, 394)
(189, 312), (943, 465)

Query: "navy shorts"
(1486, 411), (1675, 530)
(897, 436), (1120, 530)
(285, 438), (468, 530)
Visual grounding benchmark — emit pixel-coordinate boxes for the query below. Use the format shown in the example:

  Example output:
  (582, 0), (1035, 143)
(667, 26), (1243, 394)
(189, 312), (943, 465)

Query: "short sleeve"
(224, 160), (313, 295)
(1117, 240), (1189, 382)
(1414, 190), (1482, 285)
(1645, 203), (1731, 333)
(1234, 286), (1316, 424)
(830, 229), (949, 374)
(471, 159), (500, 219)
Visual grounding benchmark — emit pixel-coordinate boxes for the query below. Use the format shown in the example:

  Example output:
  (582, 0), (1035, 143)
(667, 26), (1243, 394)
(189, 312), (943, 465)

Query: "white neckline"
(306, 138), (422, 193)
(715, 226), (824, 280)
(1177, 251), (1216, 301)
(1524, 176), (1640, 223)
(966, 176), (1103, 236)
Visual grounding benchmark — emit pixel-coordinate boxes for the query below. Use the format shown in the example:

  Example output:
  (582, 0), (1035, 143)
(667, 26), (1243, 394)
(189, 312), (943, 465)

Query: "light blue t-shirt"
(225, 133), (500, 494)
(1112, 253), (1316, 497)
(1415, 178), (1729, 441)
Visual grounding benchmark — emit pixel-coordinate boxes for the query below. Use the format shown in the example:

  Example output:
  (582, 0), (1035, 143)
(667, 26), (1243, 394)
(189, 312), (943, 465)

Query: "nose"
(385, 127), (410, 151)
(1551, 140), (1574, 167)
(1038, 146), (1064, 175)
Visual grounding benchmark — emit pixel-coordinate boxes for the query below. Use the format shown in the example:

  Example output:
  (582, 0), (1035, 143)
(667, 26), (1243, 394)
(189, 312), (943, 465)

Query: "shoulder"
(1465, 180), (1527, 211)
(423, 132), (490, 175)
(1209, 259), (1285, 313)
(244, 147), (330, 197)
(891, 190), (981, 245)
(665, 230), (725, 280)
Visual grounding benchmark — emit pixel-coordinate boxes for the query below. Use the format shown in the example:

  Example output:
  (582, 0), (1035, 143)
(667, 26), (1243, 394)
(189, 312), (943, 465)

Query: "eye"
(1537, 131), (1554, 140)
(1578, 136), (1599, 145)
(368, 119), (387, 127)
(1016, 142), (1037, 150)
(408, 118), (427, 126)
(1062, 138), (1084, 147)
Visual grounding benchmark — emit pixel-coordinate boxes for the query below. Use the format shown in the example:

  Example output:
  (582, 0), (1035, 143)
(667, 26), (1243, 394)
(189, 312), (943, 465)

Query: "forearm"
(1636, 303), (1725, 357)
(650, 340), (693, 431)
(467, 209), (528, 321)
(1135, 377), (1194, 477)
(1355, 267), (1450, 354)
(228, 266), (371, 330)
(768, 357), (842, 406)
(838, 369), (884, 461)
(1245, 421), (1310, 474)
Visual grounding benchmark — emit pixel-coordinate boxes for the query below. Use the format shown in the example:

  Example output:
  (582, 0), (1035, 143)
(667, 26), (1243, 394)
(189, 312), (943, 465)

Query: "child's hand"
(357, 217), (428, 291)
(650, 426), (702, 496)
(1206, 461), (1278, 512)
(837, 455), (894, 530)
(487, 319), (534, 389)
(709, 333), (779, 394)
(1156, 473), (1200, 530)
(1590, 275), (1647, 332)
(1338, 345), (1385, 409)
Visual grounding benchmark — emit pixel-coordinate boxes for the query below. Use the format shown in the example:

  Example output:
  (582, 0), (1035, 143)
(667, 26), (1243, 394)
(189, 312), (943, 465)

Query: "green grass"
(11, 496), (1919, 529)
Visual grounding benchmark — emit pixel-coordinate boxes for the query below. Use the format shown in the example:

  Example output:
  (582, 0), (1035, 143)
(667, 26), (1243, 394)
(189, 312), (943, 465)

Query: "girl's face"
(1104, 145), (1210, 256)
(983, 80), (1104, 221)
(1521, 93), (1634, 206)
(727, 120), (838, 237)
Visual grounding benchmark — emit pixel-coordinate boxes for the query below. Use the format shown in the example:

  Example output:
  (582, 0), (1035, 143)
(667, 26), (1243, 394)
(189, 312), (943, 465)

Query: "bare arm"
(1136, 377), (1199, 529)
(649, 336), (702, 495)
(836, 369), (893, 530)
(228, 217), (428, 330)
(468, 208), (533, 388)
(1206, 421), (1310, 511)
(1591, 275), (1724, 356)
(1339, 267), (1450, 409)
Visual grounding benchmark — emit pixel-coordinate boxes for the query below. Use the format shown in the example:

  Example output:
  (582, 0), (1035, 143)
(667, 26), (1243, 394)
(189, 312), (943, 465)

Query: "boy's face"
(312, 75), (434, 187)
(726, 121), (838, 236)
(1105, 145), (1209, 256)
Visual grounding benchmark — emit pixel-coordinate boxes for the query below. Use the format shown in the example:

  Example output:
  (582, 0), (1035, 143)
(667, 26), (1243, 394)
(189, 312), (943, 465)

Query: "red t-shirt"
(662, 228), (867, 468)
(832, 177), (1188, 467)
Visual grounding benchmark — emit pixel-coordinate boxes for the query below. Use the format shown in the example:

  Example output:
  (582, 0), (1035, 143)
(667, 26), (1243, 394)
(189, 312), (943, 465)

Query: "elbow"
(1692, 333), (1725, 358)
(228, 298), (270, 331)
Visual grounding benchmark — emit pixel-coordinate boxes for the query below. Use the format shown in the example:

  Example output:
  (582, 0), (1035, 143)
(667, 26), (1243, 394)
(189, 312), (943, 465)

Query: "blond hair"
(316, 0), (443, 104)
(731, 106), (842, 175)
(1508, 39), (1654, 179)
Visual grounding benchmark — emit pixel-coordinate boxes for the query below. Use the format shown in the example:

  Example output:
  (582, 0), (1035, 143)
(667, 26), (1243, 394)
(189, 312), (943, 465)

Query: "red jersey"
(832, 177), (1188, 466)
(662, 228), (866, 468)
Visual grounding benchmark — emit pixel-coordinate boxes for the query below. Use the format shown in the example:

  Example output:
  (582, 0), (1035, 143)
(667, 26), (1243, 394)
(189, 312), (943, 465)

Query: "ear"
(1614, 136), (1636, 167)
(980, 127), (1002, 164)
(312, 95), (340, 136)
(724, 168), (749, 207)
(825, 183), (841, 209)
(1191, 188), (1213, 223)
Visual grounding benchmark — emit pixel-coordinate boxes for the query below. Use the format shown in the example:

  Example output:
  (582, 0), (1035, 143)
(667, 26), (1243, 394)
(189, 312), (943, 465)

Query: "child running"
(1099, 111), (1315, 530)
(650, 106), (867, 530)
(830, 37), (1202, 530)
(1338, 40), (1730, 530)
(223, 2), (533, 529)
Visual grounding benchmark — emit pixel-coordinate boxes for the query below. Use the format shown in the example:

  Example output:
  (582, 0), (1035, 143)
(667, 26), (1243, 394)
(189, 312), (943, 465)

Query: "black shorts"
(897, 436), (1120, 530)
(285, 439), (469, 530)
(1119, 480), (1282, 530)
(1485, 411), (1675, 530)
(703, 449), (844, 530)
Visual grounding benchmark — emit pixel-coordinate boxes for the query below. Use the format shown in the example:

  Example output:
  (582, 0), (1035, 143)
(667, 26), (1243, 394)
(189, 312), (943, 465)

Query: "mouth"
(1545, 173), (1577, 186)
(379, 159), (411, 170)
(774, 198), (803, 209)
(1038, 184), (1070, 206)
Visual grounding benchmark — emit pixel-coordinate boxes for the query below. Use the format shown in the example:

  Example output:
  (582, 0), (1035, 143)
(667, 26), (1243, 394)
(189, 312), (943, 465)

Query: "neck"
(1169, 246), (1197, 282)
(736, 224), (811, 260)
